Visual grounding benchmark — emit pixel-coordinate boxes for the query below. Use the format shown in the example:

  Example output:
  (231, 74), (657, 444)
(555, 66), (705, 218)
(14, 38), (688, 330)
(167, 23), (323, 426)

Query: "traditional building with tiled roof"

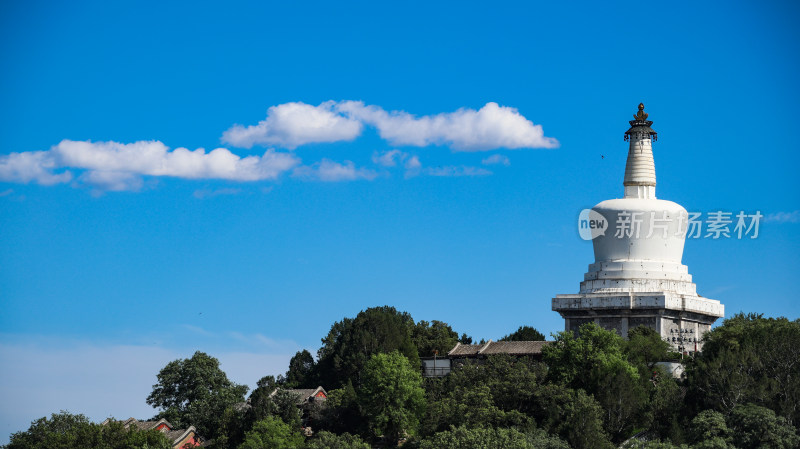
(422, 340), (552, 377)
(269, 386), (328, 404)
(101, 417), (202, 448)
(267, 386), (328, 435)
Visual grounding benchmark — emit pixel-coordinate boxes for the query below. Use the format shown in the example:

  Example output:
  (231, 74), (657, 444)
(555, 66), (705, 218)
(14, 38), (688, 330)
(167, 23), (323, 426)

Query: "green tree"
(412, 320), (459, 358)
(686, 314), (800, 426)
(524, 428), (571, 449)
(728, 403), (800, 449)
(596, 365), (650, 442)
(626, 326), (673, 371)
(417, 425), (568, 449)
(3, 411), (172, 449)
(531, 385), (614, 449)
(312, 381), (364, 436)
(689, 410), (734, 449)
(420, 354), (558, 438)
(213, 406), (248, 449)
(314, 306), (419, 389)
(623, 441), (688, 449)
(4, 412), (100, 449)
(417, 425), (531, 449)
(425, 385), (511, 434)
(428, 354), (609, 445)
(359, 351), (426, 443)
(245, 375), (280, 429)
(238, 416), (304, 449)
(443, 355), (546, 416)
(303, 431), (369, 449)
(146, 351), (248, 439)
(543, 322), (639, 395)
(500, 325), (546, 342)
(271, 390), (303, 429)
(236, 378), (308, 447)
(543, 323), (644, 442)
(284, 350), (315, 389)
(648, 372), (685, 443)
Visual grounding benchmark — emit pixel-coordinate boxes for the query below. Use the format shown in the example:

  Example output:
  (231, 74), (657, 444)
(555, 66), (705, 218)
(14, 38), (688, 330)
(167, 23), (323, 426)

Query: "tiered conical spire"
(623, 103), (657, 199)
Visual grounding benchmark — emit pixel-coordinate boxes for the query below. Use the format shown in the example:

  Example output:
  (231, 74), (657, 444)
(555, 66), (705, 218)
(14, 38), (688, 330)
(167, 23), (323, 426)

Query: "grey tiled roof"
(479, 340), (550, 355)
(117, 417), (173, 432)
(287, 389), (318, 399)
(164, 428), (194, 445)
(131, 420), (153, 430)
(447, 343), (485, 356)
(270, 386), (327, 404)
(448, 340), (551, 356)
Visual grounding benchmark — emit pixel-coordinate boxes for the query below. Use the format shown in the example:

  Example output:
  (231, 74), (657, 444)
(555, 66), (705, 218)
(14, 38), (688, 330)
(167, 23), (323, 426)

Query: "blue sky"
(1, 0), (799, 441)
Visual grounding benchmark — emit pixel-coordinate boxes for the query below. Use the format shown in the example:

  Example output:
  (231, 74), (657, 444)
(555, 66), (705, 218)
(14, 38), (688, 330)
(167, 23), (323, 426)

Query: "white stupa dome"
(591, 198), (687, 264)
(582, 104), (695, 296)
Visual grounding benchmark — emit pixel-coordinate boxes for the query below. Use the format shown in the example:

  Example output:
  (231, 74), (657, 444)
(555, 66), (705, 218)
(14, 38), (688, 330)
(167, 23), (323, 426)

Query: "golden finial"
(633, 103), (648, 121)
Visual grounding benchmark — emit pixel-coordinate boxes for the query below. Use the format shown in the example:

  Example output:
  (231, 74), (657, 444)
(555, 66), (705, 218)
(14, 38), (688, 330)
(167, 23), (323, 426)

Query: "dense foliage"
(303, 431), (370, 449)
(283, 350), (315, 389)
(412, 320), (460, 358)
(8, 311), (799, 449)
(359, 351), (426, 442)
(685, 314), (800, 426)
(3, 412), (172, 449)
(313, 306), (420, 390)
(239, 416), (304, 449)
(145, 351), (248, 439)
(501, 325), (546, 342)
(415, 425), (568, 449)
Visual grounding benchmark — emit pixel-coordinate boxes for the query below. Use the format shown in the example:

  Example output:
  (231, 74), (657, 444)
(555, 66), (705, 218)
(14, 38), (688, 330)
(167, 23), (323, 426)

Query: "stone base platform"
(552, 292), (724, 351)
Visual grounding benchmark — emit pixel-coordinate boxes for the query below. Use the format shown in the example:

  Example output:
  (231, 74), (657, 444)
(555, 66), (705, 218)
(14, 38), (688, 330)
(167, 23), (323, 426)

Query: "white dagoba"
(552, 104), (724, 351)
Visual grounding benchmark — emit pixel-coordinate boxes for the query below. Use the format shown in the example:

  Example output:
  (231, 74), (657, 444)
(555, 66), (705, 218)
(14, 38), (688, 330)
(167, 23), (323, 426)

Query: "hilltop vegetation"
(4, 308), (799, 449)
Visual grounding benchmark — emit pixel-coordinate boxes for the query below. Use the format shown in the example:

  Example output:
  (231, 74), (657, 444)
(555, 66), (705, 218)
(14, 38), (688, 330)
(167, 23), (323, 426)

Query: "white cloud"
(293, 159), (378, 182)
(0, 151), (72, 185)
(764, 210), (800, 223)
(221, 101), (363, 149)
(481, 154), (510, 166)
(80, 170), (145, 192)
(372, 150), (422, 178)
(370, 151), (498, 179)
(54, 140), (299, 182)
(336, 101), (559, 151)
(404, 155), (422, 179)
(404, 155), (421, 170)
(372, 149), (404, 167)
(221, 101), (557, 152)
(425, 166), (492, 177)
(0, 101), (553, 192)
(372, 150), (420, 169)
(0, 140), (300, 191)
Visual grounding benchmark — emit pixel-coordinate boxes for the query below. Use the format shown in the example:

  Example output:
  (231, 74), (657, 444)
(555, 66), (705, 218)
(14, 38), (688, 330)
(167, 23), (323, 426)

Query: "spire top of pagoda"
(624, 102), (657, 142)
(633, 103), (648, 120)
